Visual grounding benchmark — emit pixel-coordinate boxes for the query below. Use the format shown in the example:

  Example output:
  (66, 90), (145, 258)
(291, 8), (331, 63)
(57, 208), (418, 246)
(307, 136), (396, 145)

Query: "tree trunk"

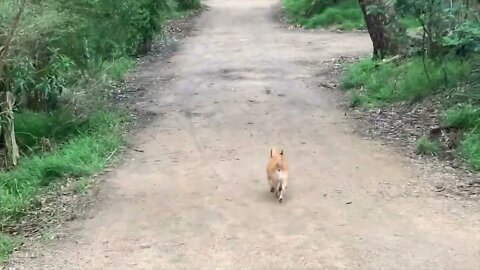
(0, 0), (27, 168)
(358, 0), (405, 59)
(0, 91), (20, 168)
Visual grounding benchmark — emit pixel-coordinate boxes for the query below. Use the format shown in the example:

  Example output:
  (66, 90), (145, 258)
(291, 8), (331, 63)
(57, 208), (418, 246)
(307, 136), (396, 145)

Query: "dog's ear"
(270, 149), (273, 158)
(280, 150), (284, 156)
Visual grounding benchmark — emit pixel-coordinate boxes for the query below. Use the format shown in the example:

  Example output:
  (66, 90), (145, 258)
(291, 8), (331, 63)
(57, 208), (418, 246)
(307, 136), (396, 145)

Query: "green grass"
(416, 136), (442, 155)
(303, 3), (364, 30)
(342, 57), (472, 106)
(399, 16), (421, 29)
(342, 55), (480, 170)
(15, 111), (89, 152)
(443, 104), (480, 169)
(461, 131), (480, 170)
(100, 58), (135, 81)
(0, 0), (201, 263)
(443, 104), (480, 129)
(283, 0), (364, 30)
(282, 0), (420, 31)
(0, 109), (128, 260)
(1, 110), (128, 227)
(0, 234), (18, 263)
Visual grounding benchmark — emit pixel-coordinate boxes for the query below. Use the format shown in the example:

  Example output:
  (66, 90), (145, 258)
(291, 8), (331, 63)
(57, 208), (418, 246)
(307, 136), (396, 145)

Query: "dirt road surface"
(6, 0), (480, 269)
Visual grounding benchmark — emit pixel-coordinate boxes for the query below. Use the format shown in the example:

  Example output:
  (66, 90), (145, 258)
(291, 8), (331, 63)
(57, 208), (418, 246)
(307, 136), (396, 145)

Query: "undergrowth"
(342, 57), (471, 105)
(0, 0), (202, 262)
(416, 136), (441, 156)
(0, 234), (17, 263)
(342, 57), (479, 170)
(282, 0), (364, 30)
(0, 110), (128, 226)
(282, 0), (424, 31)
(461, 131), (480, 170)
(443, 104), (480, 169)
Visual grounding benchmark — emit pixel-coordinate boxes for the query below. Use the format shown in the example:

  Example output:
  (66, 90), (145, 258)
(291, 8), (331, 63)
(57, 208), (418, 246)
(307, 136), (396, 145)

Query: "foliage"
(443, 104), (480, 130)
(1, 0), (194, 111)
(395, 0), (480, 57)
(177, 0), (201, 9)
(342, 57), (471, 105)
(0, 0), (201, 260)
(283, 0), (365, 30)
(0, 233), (18, 263)
(339, 0), (480, 168)
(416, 136), (442, 155)
(0, 111), (128, 226)
(443, 21), (480, 56)
(443, 104), (480, 169)
(461, 131), (480, 170)
(283, 0), (345, 18)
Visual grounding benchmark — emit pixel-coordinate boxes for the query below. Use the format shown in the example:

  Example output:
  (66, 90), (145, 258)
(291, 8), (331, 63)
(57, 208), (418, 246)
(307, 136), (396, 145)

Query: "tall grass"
(342, 57), (471, 105)
(0, 111), (128, 226)
(461, 131), (480, 170)
(283, 0), (364, 30)
(0, 234), (18, 263)
(443, 104), (480, 169)
(443, 104), (480, 129)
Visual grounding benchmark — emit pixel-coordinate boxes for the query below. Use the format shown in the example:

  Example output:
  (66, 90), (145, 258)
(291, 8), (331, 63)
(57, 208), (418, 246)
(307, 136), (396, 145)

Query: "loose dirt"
(5, 0), (480, 269)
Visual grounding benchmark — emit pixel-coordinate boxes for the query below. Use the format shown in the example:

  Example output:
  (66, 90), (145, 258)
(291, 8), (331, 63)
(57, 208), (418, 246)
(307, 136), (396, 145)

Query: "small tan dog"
(266, 147), (289, 203)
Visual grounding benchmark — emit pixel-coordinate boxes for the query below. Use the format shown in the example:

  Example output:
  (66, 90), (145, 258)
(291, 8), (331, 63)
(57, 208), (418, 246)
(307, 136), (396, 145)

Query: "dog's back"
(266, 147), (289, 203)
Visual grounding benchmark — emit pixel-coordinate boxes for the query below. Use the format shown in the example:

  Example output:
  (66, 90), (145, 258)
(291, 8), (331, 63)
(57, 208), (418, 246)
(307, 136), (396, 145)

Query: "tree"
(358, 0), (406, 59)
(0, 0), (26, 168)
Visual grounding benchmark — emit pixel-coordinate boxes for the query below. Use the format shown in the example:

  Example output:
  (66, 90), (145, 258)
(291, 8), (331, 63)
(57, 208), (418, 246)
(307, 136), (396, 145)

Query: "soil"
(4, 0), (480, 269)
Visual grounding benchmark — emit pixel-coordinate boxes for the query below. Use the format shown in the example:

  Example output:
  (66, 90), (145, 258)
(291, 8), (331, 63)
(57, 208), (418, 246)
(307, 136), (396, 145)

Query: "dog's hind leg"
(278, 180), (287, 203)
(268, 177), (275, 193)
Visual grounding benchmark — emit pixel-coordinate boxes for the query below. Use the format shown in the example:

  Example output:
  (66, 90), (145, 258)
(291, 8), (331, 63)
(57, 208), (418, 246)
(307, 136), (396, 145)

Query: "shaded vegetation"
(333, 0), (480, 170)
(0, 0), (201, 261)
(342, 57), (471, 105)
(281, 0), (480, 171)
(282, 0), (364, 30)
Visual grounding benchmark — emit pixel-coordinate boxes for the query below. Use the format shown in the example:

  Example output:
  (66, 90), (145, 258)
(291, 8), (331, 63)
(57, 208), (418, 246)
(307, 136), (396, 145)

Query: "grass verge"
(0, 110), (129, 261)
(0, 1), (202, 264)
(342, 57), (471, 106)
(443, 104), (480, 169)
(1, 110), (128, 222)
(282, 0), (364, 30)
(0, 234), (18, 263)
(342, 56), (479, 170)
(461, 131), (480, 170)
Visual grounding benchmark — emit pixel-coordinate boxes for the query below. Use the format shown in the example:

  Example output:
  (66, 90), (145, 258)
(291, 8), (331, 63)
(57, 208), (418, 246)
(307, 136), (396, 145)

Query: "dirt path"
(7, 0), (480, 269)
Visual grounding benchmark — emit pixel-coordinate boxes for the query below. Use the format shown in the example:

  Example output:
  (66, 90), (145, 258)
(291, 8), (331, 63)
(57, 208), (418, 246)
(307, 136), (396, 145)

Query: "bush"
(177, 0), (201, 9)
(0, 0), (201, 260)
(1, 0), (194, 111)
